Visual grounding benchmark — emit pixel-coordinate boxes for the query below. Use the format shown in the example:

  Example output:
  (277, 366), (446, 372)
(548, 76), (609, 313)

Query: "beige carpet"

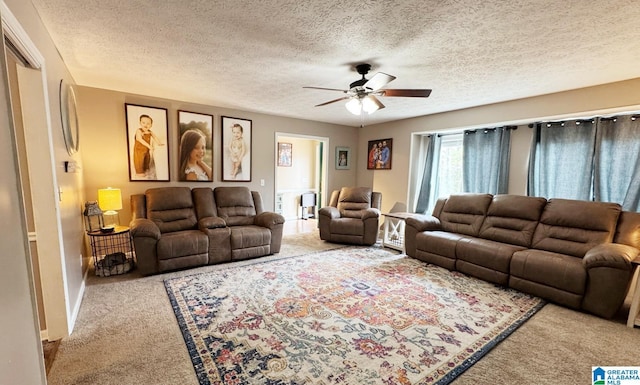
(48, 231), (640, 385)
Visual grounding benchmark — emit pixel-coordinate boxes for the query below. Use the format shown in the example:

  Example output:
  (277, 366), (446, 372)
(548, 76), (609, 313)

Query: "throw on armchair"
(318, 186), (381, 245)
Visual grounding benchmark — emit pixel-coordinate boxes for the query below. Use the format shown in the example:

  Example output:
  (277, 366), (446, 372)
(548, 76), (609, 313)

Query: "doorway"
(274, 133), (328, 222)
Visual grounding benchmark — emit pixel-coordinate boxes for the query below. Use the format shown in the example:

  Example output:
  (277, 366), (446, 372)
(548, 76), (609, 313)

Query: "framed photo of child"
(221, 116), (252, 181)
(277, 142), (292, 167)
(336, 146), (350, 170)
(125, 104), (169, 181)
(367, 138), (393, 170)
(177, 110), (213, 182)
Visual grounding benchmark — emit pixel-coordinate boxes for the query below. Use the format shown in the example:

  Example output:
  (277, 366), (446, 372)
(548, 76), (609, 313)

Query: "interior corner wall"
(356, 78), (640, 213)
(76, 86), (359, 225)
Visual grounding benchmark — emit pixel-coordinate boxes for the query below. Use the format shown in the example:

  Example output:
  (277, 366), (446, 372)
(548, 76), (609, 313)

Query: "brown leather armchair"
(318, 187), (381, 245)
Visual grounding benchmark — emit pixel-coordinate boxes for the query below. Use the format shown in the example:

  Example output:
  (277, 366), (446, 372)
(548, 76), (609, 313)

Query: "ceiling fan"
(303, 63), (432, 115)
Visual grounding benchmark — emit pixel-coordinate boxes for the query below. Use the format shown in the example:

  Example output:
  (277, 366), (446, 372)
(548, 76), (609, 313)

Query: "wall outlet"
(260, 179), (265, 186)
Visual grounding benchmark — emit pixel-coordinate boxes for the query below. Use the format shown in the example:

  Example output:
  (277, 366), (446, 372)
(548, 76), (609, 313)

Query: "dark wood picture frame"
(367, 138), (393, 170)
(221, 116), (252, 181)
(277, 142), (292, 167)
(125, 104), (169, 181)
(177, 110), (213, 181)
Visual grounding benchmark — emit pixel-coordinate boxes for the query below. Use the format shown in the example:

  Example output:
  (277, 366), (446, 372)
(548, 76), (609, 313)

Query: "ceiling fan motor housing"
(350, 63), (372, 89)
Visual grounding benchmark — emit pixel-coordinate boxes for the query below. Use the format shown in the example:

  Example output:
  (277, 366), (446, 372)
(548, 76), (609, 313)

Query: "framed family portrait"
(277, 142), (292, 167)
(367, 138), (393, 170)
(221, 116), (252, 181)
(335, 146), (350, 170)
(177, 110), (213, 181)
(125, 104), (169, 181)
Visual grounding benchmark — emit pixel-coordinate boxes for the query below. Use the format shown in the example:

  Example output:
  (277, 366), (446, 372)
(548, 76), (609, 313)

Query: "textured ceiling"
(30, 0), (640, 127)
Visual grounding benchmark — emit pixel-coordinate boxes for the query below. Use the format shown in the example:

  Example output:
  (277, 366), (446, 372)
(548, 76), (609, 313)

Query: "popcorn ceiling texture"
(31, 0), (640, 126)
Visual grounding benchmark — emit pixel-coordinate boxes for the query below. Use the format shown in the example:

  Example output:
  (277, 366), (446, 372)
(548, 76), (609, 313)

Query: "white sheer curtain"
(462, 127), (511, 194)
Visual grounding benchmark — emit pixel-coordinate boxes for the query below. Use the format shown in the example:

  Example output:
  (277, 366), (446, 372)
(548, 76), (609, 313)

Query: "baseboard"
(67, 267), (88, 335)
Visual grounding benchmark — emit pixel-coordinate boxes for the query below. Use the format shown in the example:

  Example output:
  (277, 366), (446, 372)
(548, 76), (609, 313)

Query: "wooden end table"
(381, 212), (415, 252)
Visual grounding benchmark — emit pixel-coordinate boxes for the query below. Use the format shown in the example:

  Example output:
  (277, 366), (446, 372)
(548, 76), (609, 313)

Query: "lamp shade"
(98, 188), (122, 213)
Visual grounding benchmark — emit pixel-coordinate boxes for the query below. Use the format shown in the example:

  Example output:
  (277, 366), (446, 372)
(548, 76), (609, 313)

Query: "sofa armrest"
(319, 206), (340, 219)
(583, 243), (638, 270)
(198, 216), (227, 230)
(406, 215), (442, 232)
(255, 212), (285, 229)
(361, 208), (380, 220)
(581, 243), (638, 318)
(130, 218), (161, 240)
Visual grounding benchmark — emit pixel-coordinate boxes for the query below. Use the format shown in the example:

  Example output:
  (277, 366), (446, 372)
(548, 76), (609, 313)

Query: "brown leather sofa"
(405, 193), (640, 319)
(130, 186), (284, 275)
(318, 187), (381, 246)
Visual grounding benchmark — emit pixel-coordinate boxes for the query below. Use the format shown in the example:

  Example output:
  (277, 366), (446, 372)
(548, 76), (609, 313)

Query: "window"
(434, 134), (463, 201)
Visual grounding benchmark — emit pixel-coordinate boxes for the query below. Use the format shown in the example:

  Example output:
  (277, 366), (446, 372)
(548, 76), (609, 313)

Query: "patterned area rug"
(165, 247), (545, 385)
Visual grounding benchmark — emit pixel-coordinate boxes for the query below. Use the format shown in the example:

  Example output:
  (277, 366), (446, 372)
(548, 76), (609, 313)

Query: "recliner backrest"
(336, 187), (372, 218)
(439, 194), (492, 236)
(479, 194), (547, 247)
(214, 186), (257, 226)
(531, 198), (621, 257)
(145, 187), (197, 233)
(614, 211), (640, 249)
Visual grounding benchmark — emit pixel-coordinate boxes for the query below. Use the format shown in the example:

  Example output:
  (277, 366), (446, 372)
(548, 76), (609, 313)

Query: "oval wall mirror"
(59, 79), (79, 155)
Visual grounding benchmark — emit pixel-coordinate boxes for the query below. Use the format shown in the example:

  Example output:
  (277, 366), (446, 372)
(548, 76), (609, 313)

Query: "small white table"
(626, 257), (640, 328)
(381, 212), (415, 252)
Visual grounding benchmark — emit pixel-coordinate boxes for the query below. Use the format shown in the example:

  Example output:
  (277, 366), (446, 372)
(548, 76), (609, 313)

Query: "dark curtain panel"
(528, 120), (596, 200)
(462, 127), (511, 194)
(594, 116), (640, 211)
(415, 134), (438, 214)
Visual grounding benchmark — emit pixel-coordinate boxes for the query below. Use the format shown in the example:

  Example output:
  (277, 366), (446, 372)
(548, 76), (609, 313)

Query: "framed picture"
(367, 138), (393, 170)
(335, 146), (350, 170)
(125, 104), (169, 181)
(221, 116), (252, 181)
(177, 110), (213, 181)
(277, 142), (292, 167)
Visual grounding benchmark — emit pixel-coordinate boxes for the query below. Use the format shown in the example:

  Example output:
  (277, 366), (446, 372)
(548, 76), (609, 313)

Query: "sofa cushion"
(439, 194), (492, 237)
(337, 187), (372, 212)
(478, 195), (547, 247)
(146, 187), (198, 233)
(230, 225), (271, 250)
(156, 230), (209, 260)
(456, 237), (526, 285)
(214, 187), (257, 226)
(329, 217), (365, 236)
(510, 249), (586, 295)
(413, 231), (467, 269)
(531, 199), (621, 257)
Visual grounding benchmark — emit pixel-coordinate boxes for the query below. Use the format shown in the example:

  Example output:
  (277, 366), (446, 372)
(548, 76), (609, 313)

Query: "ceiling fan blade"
(363, 72), (396, 91)
(314, 96), (351, 107)
(368, 95), (385, 110)
(303, 86), (348, 93)
(380, 89), (432, 98)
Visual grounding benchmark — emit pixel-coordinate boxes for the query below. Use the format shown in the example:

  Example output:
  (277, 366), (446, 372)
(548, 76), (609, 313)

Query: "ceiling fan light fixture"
(362, 95), (381, 114)
(345, 98), (362, 115)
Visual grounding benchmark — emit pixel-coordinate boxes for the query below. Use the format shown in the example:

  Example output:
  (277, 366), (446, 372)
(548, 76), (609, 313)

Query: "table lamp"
(98, 187), (122, 228)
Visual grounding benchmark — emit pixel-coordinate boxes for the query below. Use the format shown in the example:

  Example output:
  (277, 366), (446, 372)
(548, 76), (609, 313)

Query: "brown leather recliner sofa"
(318, 187), (381, 246)
(405, 193), (640, 319)
(130, 186), (284, 275)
